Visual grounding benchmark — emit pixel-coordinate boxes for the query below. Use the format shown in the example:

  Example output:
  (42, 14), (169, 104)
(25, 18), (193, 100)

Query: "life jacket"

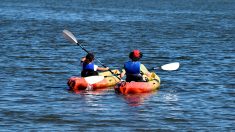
(81, 62), (98, 77)
(124, 61), (141, 74)
(83, 62), (95, 71)
(124, 61), (144, 82)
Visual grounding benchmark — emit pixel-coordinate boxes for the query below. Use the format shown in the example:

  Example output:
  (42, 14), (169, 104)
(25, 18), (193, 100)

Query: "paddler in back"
(81, 53), (109, 77)
(120, 50), (151, 82)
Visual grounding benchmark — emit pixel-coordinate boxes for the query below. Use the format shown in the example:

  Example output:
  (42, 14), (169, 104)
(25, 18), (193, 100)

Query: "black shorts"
(81, 70), (98, 77)
(126, 74), (144, 82)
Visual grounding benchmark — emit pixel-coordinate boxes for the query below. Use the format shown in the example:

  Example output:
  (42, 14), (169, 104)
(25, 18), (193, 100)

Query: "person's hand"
(119, 75), (122, 79)
(105, 67), (109, 70)
(117, 74), (124, 82)
(81, 57), (86, 63)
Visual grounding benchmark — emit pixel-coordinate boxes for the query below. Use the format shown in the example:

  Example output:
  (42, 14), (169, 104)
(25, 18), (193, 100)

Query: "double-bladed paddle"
(63, 29), (121, 80)
(63, 29), (180, 84)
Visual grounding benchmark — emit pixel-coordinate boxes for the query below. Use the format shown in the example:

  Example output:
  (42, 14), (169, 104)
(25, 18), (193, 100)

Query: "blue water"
(1, 0), (235, 131)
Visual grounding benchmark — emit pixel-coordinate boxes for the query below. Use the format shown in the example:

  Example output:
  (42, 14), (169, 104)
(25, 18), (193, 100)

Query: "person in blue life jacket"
(120, 50), (151, 82)
(80, 53), (109, 77)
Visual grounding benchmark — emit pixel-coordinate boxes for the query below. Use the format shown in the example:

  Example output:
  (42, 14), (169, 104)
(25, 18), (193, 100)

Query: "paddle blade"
(63, 29), (78, 44)
(161, 62), (180, 71)
(84, 76), (104, 84)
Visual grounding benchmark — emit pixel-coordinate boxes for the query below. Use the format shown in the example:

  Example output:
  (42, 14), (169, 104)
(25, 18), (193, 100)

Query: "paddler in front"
(80, 53), (109, 77)
(120, 50), (152, 82)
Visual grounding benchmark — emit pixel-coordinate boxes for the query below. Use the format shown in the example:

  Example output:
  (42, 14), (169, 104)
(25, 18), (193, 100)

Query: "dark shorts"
(126, 74), (144, 82)
(81, 70), (98, 77)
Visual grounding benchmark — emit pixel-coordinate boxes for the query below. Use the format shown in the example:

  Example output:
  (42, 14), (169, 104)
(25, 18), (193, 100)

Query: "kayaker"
(120, 50), (151, 82)
(81, 53), (109, 77)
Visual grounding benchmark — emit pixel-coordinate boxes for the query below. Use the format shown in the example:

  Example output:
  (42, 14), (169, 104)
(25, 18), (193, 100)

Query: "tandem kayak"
(67, 70), (120, 91)
(114, 72), (160, 95)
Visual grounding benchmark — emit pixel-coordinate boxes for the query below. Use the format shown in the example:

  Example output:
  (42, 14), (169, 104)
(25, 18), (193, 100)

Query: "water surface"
(0, 0), (234, 131)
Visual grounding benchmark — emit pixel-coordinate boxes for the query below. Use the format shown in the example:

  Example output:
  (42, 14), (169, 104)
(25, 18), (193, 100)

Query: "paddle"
(63, 29), (121, 80)
(153, 62), (180, 71)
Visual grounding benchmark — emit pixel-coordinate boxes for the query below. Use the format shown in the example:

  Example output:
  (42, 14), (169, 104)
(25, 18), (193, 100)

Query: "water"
(1, 0), (235, 131)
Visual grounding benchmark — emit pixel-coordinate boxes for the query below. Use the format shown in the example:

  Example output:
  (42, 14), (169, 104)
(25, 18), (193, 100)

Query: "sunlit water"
(0, 0), (234, 131)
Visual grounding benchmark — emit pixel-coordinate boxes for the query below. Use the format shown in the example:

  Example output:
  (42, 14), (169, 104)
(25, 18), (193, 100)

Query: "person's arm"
(140, 64), (151, 77)
(97, 66), (109, 71)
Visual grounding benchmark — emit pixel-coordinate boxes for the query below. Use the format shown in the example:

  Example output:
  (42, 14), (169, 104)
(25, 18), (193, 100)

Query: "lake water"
(0, 0), (234, 131)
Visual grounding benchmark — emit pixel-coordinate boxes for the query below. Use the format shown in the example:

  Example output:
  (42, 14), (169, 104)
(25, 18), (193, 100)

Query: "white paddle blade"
(84, 76), (104, 84)
(161, 62), (180, 71)
(63, 29), (78, 44)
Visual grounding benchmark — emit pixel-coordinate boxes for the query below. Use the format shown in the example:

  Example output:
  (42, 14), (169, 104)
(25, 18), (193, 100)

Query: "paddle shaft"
(77, 43), (104, 67)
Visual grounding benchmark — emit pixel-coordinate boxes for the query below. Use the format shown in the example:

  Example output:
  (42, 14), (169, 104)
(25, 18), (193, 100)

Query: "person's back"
(81, 53), (98, 77)
(81, 53), (109, 77)
(124, 60), (143, 82)
(121, 50), (145, 82)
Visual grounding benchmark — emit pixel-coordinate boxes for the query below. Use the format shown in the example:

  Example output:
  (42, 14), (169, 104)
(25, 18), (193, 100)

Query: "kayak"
(67, 70), (120, 91)
(114, 72), (160, 95)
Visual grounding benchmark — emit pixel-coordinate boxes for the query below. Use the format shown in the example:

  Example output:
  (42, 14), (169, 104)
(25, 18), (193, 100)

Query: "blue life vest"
(83, 62), (94, 71)
(124, 61), (141, 75)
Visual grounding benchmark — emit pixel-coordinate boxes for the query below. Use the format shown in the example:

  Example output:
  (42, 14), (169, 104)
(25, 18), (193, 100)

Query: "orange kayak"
(67, 70), (120, 91)
(114, 73), (160, 95)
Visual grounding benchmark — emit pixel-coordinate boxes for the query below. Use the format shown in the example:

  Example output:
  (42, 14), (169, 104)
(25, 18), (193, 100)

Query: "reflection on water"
(70, 87), (112, 95)
(120, 91), (157, 106)
(69, 87), (158, 107)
